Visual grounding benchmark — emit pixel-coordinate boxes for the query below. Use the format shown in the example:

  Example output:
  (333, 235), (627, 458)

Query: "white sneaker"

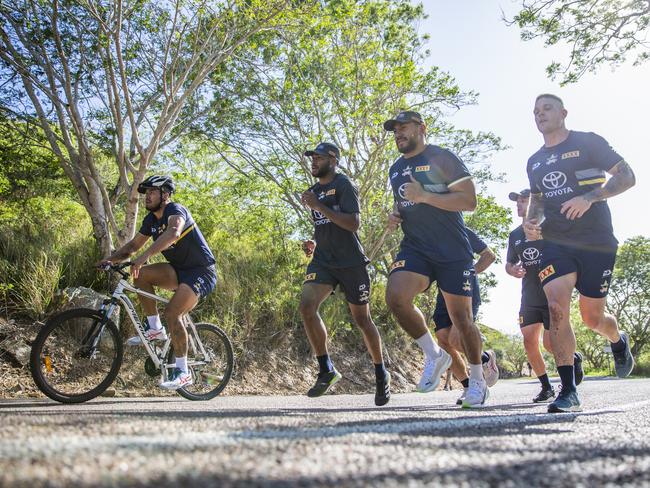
(126, 326), (168, 346)
(456, 387), (468, 405)
(416, 350), (452, 393)
(462, 378), (489, 408)
(482, 350), (499, 387)
(160, 368), (193, 390)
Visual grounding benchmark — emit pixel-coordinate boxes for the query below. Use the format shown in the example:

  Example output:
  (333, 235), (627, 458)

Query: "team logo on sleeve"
(561, 150), (580, 159)
(539, 265), (555, 281)
(304, 273), (316, 282)
(390, 260), (405, 271)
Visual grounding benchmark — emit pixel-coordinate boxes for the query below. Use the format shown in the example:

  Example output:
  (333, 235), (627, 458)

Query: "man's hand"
(387, 211), (403, 232)
(523, 218), (543, 241)
(508, 263), (526, 279)
(302, 239), (316, 257)
(96, 259), (113, 270)
(560, 196), (592, 220)
(403, 175), (426, 203)
(130, 255), (147, 280)
(301, 191), (321, 210)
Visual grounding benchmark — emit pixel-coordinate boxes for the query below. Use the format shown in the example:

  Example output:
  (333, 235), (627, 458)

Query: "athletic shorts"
(173, 264), (217, 299)
(519, 306), (550, 330)
(433, 283), (480, 332)
(538, 242), (616, 298)
(389, 248), (475, 297)
(304, 261), (370, 306)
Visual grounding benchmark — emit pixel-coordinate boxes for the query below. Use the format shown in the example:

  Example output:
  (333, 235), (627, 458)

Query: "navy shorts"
(389, 248), (475, 297)
(538, 242), (616, 298)
(304, 262), (371, 306)
(433, 281), (480, 332)
(519, 305), (550, 330)
(174, 264), (217, 299)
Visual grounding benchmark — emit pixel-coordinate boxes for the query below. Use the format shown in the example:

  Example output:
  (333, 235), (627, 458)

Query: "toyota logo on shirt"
(542, 171), (567, 190)
(522, 247), (540, 261)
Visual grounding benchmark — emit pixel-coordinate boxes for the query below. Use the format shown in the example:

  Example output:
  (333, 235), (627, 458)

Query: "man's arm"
(404, 176), (477, 212)
(100, 233), (149, 264)
(505, 262), (526, 278)
(137, 215), (186, 262)
(524, 192), (545, 240)
(301, 190), (360, 232)
(474, 246), (496, 274)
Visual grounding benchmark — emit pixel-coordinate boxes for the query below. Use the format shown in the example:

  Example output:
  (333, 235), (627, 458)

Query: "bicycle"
(30, 262), (234, 404)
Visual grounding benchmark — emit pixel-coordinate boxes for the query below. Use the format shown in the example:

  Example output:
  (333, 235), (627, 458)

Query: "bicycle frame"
(100, 278), (210, 380)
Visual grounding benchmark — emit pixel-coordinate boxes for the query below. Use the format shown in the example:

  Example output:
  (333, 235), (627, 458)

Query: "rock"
(52, 287), (120, 327)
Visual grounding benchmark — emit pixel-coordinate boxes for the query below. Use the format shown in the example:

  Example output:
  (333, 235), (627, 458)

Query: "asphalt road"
(2, 377), (650, 487)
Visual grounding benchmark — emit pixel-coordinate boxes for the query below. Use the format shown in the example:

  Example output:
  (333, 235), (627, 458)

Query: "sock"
(557, 365), (576, 392)
(415, 332), (442, 361)
(374, 363), (387, 381)
(468, 363), (483, 382)
(317, 354), (334, 375)
(147, 315), (162, 330)
(481, 351), (490, 364)
(175, 356), (188, 373)
(460, 378), (469, 388)
(538, 373), (552, 390)
(611, 336), (626, 353)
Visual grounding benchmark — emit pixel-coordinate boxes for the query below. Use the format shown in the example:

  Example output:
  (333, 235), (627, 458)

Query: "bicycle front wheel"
(30, 308), (123, 403)
(175, 323), (234, 401)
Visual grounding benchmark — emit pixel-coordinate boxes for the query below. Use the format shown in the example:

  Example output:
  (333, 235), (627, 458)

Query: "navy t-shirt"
(506, 226), (547, 308)
(138, 202), (215, 270)
(526, 131), (622, 250)
(389, 144), (473, 265)
(310, 173), (369, 269)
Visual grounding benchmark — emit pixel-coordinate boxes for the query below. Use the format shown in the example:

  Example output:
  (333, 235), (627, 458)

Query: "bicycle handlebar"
(98, 262), (133, 279)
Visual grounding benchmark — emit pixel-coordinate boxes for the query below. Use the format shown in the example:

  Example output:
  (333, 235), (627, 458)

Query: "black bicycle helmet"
(137, 175), (175, 194)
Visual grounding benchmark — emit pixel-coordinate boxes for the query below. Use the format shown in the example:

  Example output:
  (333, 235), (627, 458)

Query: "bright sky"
(420, 1), (650, 335)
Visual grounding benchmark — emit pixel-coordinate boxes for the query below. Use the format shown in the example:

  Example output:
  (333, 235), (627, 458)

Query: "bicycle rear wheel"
(30, 308), (123, 403)
(174, 323), (234, 401)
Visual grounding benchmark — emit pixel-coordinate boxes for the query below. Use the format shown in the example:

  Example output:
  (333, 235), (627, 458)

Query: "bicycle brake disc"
(144, 357), (159, 377)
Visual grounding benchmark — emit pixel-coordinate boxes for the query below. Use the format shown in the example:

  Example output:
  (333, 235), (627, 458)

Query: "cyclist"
(98, 175), (217, 390)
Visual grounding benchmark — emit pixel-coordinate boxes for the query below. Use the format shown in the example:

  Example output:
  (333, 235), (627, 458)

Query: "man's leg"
(522, 322), (554, 401)
(299, 282), (342, 397)
(435, 327), (468, 383)
(386, 271), (449, 392)
(159, 283), (199, 390)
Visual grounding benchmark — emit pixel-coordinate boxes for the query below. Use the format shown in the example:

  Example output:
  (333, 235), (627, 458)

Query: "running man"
(299, 142), (390, 406)
(383, 111), (489, 408)
(432, 227), (499, 406)
(98, 175), (217, 390)
(506, 188), (583, 403)
(525, 94), (636, 413)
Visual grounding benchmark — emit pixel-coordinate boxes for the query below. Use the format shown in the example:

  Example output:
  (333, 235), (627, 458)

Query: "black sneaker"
(574, 352), (584, 386)
(612, 332), (635, 378)
(307, 369), (342, 397)
(548, 388), (581, 413)
(375, 371), (391, 406)
(533, 386), (555, 403)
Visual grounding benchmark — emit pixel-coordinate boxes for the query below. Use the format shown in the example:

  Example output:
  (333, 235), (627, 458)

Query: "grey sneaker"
(548, 389), (581, 413)
(307, 369), (342, 397)
(416, 350), (452, 393)
(612, 332), (635, 378)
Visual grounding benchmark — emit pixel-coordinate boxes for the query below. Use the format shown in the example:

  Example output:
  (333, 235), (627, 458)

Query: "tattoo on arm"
(526, 193), (545, 222)
(585, 161), (636, 203)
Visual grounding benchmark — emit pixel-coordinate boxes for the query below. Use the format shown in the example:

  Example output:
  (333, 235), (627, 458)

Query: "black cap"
(508, 189), (531, 201)
(304, 142), (340, 160)
(383, 111), (424, 131)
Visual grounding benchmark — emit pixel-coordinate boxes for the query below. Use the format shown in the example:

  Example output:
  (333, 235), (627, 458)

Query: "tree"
(0, 0), (309, 255)
(509, 0), (650, 84)
(608, 236), (650, 357)
(197, 0), (508, 269)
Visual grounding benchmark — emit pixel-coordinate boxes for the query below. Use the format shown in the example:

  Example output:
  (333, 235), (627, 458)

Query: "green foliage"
(510, 0), (650, 84)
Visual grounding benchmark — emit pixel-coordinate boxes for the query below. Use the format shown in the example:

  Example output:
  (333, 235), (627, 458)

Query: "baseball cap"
(508, 189), (531, 201)
(383, 111), (424, 131)
(304, 142), (340, 160)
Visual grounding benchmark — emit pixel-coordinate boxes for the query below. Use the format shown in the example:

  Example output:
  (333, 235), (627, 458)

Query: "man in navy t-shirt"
(524, 94), (636, 413)
(299, 142), (390, 406)
(432, 228), (498, 405)
(98, 175), (216, 391)
(383, 111), (489, 408)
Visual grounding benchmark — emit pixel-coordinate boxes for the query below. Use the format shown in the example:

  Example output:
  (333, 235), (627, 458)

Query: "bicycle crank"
(144, 357), (159, 377)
